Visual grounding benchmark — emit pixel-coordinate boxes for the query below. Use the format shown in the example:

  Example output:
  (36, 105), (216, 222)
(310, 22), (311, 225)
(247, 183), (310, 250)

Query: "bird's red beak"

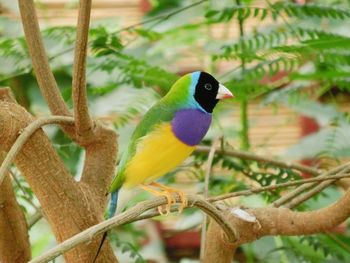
(216, 84), (234, 99)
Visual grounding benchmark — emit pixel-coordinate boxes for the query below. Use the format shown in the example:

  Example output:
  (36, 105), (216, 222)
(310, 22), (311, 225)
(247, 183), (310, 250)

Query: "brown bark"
(80, 126), (118, 211)
(0, 89), (31, 262)
(72, 0), (94, 142)
(0, 152), (31, 263)
(17, 0), (70, 118)
(14, 0), (119, 260)
(0, 100), (117, 262)
(204, 188), (350, 263)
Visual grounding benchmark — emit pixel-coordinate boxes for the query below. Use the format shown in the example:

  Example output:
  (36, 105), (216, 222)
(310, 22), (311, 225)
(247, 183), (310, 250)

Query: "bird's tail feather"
(92, 190), (119, 263)
(92, 187), (136, 262)
(108, 191), (119, 218)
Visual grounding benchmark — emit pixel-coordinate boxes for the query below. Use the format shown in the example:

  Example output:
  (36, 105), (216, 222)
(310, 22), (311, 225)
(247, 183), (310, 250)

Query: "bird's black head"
(194, 71), (233, 113)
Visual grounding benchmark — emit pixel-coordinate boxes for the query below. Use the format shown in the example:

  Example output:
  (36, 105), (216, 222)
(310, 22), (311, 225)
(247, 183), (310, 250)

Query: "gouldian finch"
(109, 71), (233, 216)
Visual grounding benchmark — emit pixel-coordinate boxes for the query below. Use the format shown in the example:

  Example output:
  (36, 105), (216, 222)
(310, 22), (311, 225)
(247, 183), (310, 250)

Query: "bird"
(109, 71), (233, 216)
(92, 71), (233, 262)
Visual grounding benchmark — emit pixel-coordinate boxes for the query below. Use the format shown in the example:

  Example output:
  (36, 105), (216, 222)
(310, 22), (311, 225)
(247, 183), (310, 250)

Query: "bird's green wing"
(109, 100), (176, 192)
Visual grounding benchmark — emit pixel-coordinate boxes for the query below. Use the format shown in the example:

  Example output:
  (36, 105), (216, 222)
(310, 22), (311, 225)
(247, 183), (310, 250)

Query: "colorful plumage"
(93, 71), (233, 262)
(109, 71), (233, 216)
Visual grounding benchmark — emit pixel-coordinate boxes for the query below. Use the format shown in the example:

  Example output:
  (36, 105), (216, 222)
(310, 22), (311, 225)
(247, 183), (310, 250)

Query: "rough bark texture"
(72, 0), (94, 142)
(204, 221), (236, 263)
(0, 100), (117, 262)
(10, 0), (120, 261)
(80, 127), (118, 211)
(204, 187), (350, 263)
(0, 152), (31, 263)
(17, 0), (70, 117)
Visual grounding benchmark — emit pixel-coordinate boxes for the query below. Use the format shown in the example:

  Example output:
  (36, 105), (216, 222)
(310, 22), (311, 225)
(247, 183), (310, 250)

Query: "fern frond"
(0, 37), (31, 80)
(43, 26), (77, 45)
(272, 2), (350, 20)
(205, 6), (269, 23)
(89, 52), (178, 92)
(205, 2), (350, 24)
(113, 90), (157, 129)
(216, 27), (350, 61)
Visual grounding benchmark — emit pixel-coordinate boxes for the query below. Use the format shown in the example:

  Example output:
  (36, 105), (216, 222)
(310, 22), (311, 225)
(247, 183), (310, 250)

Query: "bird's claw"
(157, 190), (175, 215)
(141, 182), (187, 215)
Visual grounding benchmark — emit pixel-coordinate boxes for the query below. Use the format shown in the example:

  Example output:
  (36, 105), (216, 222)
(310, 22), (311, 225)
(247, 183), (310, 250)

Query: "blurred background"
(1, 0), (350, 262)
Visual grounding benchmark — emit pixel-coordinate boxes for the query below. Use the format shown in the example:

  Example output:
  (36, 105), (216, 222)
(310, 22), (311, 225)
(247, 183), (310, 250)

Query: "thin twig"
(0, 116), (74, 185)
(285, 165), (350, 209)
(29, 195), (236, 263)
(208, 172), (350, 202)
(200, 139), (218, 261)
(28, 210), (43, 229)
(195, 145), (320, 176)
(272, 163), (350, 207)
(72, 0), (94, 140)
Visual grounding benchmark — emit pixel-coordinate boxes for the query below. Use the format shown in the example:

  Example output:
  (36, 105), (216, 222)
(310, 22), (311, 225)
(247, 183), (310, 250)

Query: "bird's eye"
(204, 83), (212, 90)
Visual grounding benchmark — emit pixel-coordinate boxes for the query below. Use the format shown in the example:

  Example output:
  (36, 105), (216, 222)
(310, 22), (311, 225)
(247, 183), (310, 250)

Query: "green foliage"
(281, 235), (350, 262)
(1, 0), (350, 261)
(146, 0), (182, 16)
(194, 146), (301, 201)
(109, 227), (146, 263)
(205, 2), (350, 23)
(52, 130), (82, 175)
(90, 52), (178, 91)
(0, 37), (31, 80)
(90, 26), (124, 56)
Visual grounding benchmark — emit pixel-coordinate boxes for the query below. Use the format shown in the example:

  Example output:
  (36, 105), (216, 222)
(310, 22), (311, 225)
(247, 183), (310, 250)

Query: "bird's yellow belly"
(123, 123), (195, 188)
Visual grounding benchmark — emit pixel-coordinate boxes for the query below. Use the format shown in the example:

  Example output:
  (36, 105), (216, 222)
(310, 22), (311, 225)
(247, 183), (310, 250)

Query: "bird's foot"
(140, 184), (175, 215)
(149, 182), (188, 213)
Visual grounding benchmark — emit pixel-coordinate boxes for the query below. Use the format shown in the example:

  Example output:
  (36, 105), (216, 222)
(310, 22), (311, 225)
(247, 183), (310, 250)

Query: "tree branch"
(0, 163), (31, 262)
(195, 145), (320, 176)
(70, 1), (118, 207)
(0, 116), (74, 186)
(23, 143), (350, 262)
(284, 167), (349, 208)
(272, 163), (350, 207)
(29, 195), (237, 263)
(0, 102), (117, 262)
(204, 186), (350, 263)
(28, 210), (43, 229)
(72, 0), (94, 142)
(0, 93), (31, 262)
(79, 125), (118, 210)
(17, 0), (116, 212)
(17, 0), (70, 117)
(48, 0), (208, 61)
(208, 171), (350, 202)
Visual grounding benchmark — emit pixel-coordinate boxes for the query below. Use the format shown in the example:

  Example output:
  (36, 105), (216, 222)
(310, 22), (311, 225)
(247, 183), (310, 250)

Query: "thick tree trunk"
(0, 89), (31, 262)
(0, 153), (31, 263)
(0, 100), (118, 262)
(2, 0), (120, 260)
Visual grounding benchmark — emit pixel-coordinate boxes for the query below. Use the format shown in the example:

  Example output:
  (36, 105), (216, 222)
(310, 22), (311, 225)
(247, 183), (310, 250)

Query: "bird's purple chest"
(171, 109), (212, 146)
